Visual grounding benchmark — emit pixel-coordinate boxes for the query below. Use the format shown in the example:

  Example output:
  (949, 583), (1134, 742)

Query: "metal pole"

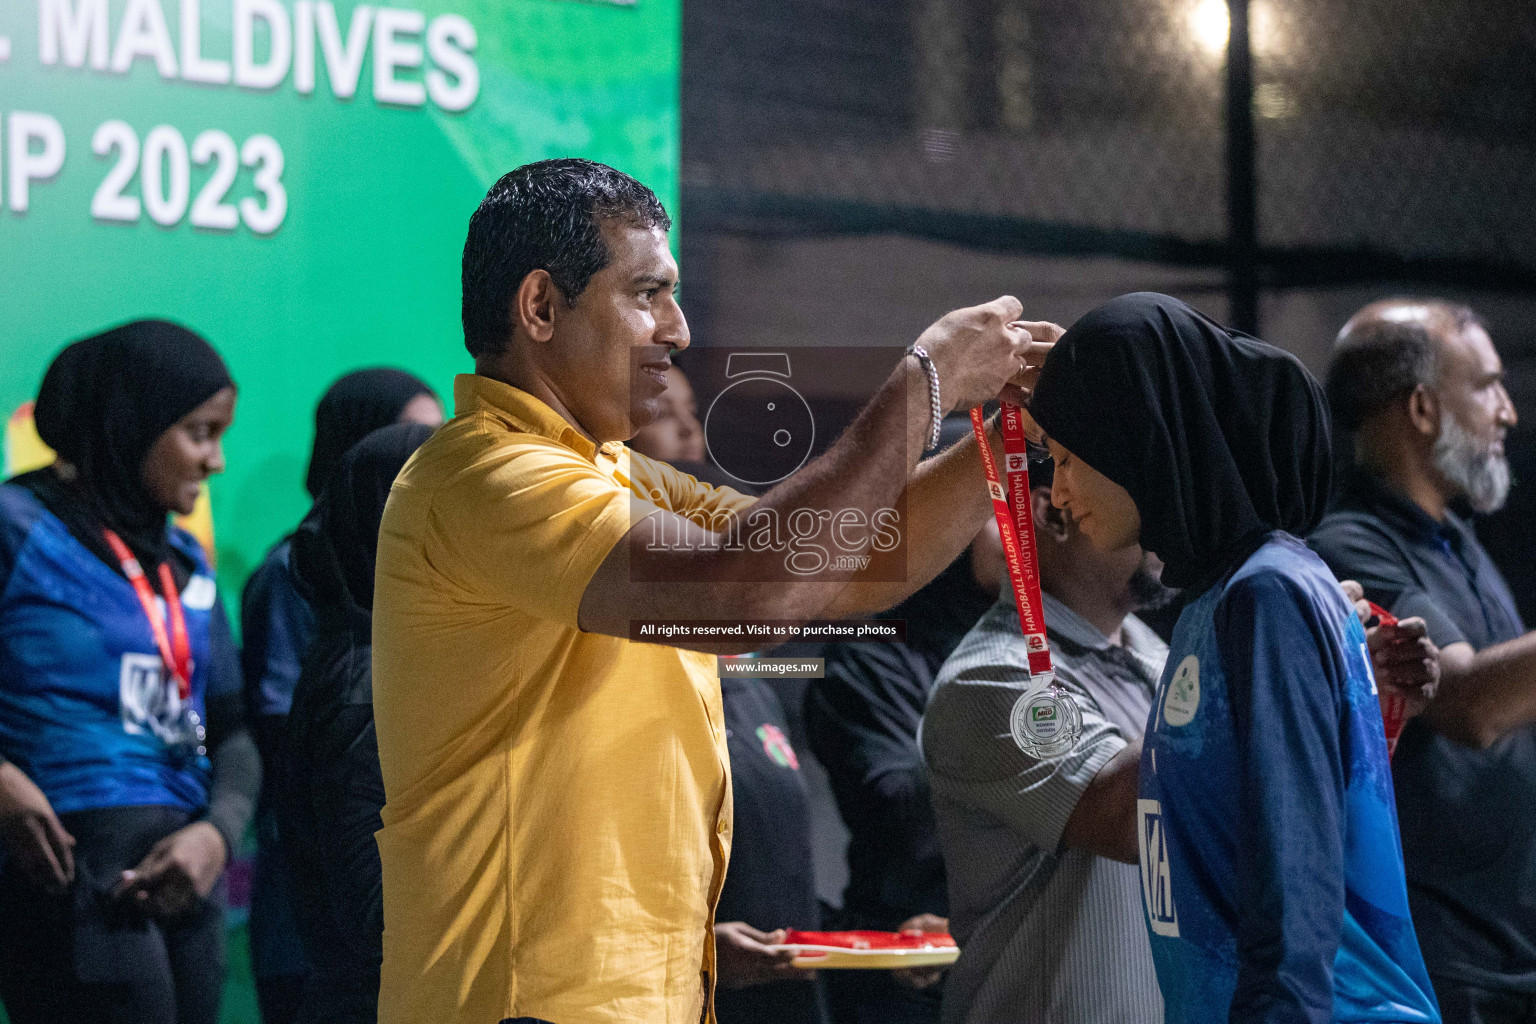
(1226, 0), (1259, 334)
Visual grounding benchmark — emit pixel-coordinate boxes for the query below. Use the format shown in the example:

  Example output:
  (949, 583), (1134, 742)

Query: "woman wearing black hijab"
(0, 321), (258, 1024)
(1029, 294), (1437, 1024)
(276, 423), (434, 1024)
(240, 368), (440, 1023)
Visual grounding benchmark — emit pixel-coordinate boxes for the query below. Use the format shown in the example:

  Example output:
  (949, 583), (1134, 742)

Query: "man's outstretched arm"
(578, 298), (1040, 651)
(824, 322), (1064, 620)
(1426, 635), (1536, 748)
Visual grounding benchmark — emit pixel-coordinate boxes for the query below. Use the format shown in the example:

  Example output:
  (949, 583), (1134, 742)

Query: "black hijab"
(291, 423), (434, 639)
(305, 369), (436, 499)
(28, 320), (233, 571)
(1029, 293), (1332, 592)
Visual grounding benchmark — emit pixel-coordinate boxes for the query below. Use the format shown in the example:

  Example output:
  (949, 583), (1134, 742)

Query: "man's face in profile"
(550, 219), (689, 442)
(1431, 322), (1517, 512)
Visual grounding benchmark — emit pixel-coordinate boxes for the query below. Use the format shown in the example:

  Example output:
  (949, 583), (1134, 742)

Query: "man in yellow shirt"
(372, 158), (1054, 1024)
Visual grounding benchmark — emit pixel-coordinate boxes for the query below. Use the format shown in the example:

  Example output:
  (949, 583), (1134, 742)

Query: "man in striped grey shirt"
(921, 462), (1172, 1024)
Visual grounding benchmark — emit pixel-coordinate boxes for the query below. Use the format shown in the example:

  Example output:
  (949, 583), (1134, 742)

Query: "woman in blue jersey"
(1028, 294), (1439, 1024)
(241, 369), (440, 1024)
(0, 321), (259, 1024)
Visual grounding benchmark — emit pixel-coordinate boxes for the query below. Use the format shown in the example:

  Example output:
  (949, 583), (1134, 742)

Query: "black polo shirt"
(1310, 470), (1536, 994)
(715, 676), (827, 1024)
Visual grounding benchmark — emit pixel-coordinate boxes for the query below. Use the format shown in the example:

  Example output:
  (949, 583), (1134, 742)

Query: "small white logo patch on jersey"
(1138, 799), (1180, 937)
(1162, 655), (1200, 727)
(181, 575), (217, 611)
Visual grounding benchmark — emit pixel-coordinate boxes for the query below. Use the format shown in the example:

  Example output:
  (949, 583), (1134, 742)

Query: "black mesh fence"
(683, 0), (1536, 290)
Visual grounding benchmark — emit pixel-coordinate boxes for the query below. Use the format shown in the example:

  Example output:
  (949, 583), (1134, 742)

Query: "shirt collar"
(1041, 592), (1112, 651)
(1037, 592), (1165, 688)
(454, 373), (624, 464)
(1338, 469), (1468, 550)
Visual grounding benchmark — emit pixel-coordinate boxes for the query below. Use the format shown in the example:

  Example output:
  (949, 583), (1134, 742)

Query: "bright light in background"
(1185, 1), (1286, 59)
(1190, 0), (1230, 55)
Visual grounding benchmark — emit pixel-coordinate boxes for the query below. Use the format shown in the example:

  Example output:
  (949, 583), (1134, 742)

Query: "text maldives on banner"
(0, 0), (679, 595)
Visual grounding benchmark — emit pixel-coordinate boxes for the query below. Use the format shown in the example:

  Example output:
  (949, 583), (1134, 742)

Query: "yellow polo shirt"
(372, 374), (755, 1024)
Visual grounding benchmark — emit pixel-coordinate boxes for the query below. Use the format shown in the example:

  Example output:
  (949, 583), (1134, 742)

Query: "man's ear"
(514, 269), (561, 344)
(1032, 487), (1069, 541)
(1406, 383), (1440, 439)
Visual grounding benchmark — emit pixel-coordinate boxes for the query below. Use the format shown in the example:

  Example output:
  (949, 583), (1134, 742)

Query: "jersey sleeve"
(424, 440), (664, 628)
(0, 483), (45, 603)
(1215, 571), (1346, 1024)
(1309, 517), (1468, 649)
(922, 651), (1127, 853)
(239, 547), (315, 720)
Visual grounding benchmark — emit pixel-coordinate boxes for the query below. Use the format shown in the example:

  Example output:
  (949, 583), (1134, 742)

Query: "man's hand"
(1001, 320), (1065, 407)
(891, 912), (950, 991)
(1369, 617), (1440, 720)
(1341, 580), (1372, 625)
(1341, 580), (1440, 722)
(112, 820), (227, 918)
(714, 921), (805, 989)
(0, 760), (75, 893)
(916, 297), (1038, 412)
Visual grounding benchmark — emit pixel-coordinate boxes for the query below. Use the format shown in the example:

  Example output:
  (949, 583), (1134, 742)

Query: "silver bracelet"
(907, 343), (942, 451)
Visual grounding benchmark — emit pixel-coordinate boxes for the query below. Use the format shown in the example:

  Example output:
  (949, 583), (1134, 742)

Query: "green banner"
(0, 0), (679, 597)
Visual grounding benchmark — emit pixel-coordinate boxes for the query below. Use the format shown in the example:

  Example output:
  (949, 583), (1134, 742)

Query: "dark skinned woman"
(0, 321), (259, 1024)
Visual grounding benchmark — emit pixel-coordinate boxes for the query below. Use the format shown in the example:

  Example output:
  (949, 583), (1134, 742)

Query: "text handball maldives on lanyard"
(968, 400), (1409, 762)
(969, 401), (1084, 757)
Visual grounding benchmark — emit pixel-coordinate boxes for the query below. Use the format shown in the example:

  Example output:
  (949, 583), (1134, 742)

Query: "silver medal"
(1009, 672), (1083, 758)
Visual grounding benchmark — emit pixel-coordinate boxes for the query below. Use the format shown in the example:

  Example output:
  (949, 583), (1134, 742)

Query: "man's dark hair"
(1325, 300), (1484, 431)
(461, 159), (671, 358)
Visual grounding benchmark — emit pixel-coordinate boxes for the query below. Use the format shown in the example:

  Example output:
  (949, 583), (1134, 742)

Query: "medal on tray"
(970, 403), (1082, 758)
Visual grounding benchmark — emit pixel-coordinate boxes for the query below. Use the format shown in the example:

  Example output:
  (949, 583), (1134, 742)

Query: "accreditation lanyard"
(102, 529), (193, 702)
(969, 403), (1054, 678)
(1366, 600), (1406, 759)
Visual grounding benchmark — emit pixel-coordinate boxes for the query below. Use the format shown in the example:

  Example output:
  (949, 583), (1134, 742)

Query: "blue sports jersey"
(1138, 533), (1439, 1024)
(0, 481), (240, 815)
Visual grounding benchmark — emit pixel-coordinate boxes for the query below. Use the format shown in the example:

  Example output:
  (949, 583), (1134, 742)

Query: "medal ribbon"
(103, 529), (193, 701)
(1366, 601), (1406, 759)
(970, 403), (1054, 678)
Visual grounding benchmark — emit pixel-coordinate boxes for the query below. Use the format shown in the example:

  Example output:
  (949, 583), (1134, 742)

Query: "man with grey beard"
(1310, 299), (1534, 1024)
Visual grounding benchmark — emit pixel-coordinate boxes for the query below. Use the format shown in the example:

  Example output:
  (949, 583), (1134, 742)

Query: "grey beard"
(1433, 410), (1511, 514)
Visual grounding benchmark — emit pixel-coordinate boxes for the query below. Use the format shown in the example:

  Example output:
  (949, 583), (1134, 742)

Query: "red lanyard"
(102, 529), (193, 701)
(970, 403), (1054, 679)
(1366, 601), (1406, 759)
